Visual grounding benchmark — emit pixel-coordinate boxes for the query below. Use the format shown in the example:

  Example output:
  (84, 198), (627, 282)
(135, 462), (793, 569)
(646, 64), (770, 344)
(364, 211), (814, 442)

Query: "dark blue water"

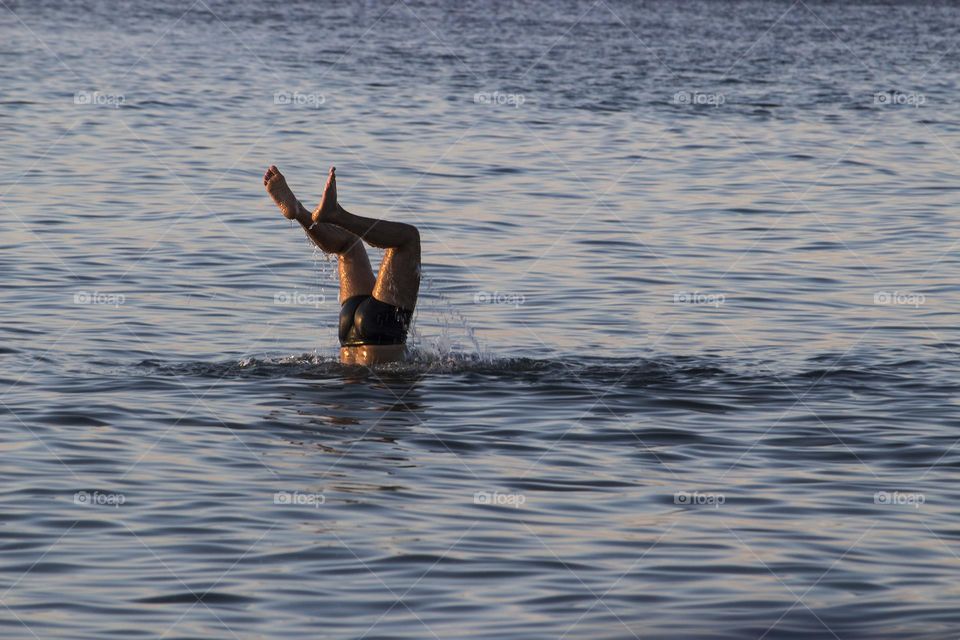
(2, 0), (960, 638)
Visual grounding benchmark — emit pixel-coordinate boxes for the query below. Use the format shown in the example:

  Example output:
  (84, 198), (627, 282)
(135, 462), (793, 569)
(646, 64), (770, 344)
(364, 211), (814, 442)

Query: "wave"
(134, 349), (954, 395)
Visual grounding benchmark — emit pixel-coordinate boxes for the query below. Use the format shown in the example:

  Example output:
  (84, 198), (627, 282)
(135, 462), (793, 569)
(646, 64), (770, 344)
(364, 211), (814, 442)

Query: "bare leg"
(264, 166), (375, 302)
(312, 167), (420, 310)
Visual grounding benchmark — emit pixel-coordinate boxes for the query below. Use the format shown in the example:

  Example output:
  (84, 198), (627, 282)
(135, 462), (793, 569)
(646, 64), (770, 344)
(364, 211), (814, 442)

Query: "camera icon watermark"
(73, 91), (126, 108)
(873, 290), (925, 308)
(273, 290), (325, 307)
(273, 490), (326, 508)
(874, 490), (924, 509)
(274, 90), (326, 109)
(673, 291), (725, 308)
(874, 90), (925, 108)
(473, 490), (526, 508)
(472, 290), (526, 308)
(74, 290), (126, 307)
(473, 91), (526, 108)
(74, 490), (126, 508)
(673, 91), (725, 107)
(674, 490), (725, 508)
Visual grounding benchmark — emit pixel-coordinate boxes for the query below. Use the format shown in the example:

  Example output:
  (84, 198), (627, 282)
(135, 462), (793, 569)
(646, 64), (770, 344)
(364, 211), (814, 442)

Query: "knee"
(389, 227), (420, 260)
(339, 238), (368, 261)
(403, 225), (420, 252)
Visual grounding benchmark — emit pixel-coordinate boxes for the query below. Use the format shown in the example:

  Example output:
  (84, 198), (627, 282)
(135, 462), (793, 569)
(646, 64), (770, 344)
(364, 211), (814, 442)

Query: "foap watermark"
(73, 91), (126, 108)
(473, 290), (525, 308)
(673, 291), (725, 308)
(273, 490), (326, 508)
(874, 90), (926, 108)
(673, 91), (725, 107)
(874, 490), (925, 509)
(473, 91), (526, 108)
(274, 90), (326, 109)
(473, 490), (526, 508)
(674, 490), (725, 508)
(74, 290), (126, 307)
(74, 490), (126, 508)
(874, 290), (925, 308)
(274, 290), (326, 307)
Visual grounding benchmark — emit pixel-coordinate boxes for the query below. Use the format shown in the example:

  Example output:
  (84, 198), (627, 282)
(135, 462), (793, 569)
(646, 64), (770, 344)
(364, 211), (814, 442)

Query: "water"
(2, 0), (960, 637)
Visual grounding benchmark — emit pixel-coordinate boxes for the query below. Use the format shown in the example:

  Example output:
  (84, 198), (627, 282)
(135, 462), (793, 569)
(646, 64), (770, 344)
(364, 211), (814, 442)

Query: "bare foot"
(311, 166), (337, 224)
(264, 165), (307, 221)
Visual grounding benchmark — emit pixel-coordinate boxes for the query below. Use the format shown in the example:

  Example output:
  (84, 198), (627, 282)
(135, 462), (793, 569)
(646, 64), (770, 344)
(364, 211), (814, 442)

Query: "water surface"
(2, 0), (960, 638)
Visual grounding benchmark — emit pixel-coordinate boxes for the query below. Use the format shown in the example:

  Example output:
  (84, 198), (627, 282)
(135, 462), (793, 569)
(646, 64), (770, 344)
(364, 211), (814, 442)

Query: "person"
(264, 165), (420, 365)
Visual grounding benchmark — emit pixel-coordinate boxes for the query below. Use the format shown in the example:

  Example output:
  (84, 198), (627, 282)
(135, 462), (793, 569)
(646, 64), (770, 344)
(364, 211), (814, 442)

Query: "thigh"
(373, 245), (420, 310)
(338, 243), (376, 303)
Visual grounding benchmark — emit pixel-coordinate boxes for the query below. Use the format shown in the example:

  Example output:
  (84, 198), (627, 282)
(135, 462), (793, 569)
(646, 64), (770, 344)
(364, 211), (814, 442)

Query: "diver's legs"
(311, 167), (420, 310)
(264, 166), (375, 301)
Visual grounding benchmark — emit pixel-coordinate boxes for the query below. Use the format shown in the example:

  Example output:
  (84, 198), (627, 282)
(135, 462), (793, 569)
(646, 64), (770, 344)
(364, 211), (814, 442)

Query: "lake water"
(2, 0), (960, 638)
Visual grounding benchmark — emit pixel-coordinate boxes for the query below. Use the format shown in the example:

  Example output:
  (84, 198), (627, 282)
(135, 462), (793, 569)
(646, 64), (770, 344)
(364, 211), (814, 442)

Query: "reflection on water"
(3, 0), (960, 637)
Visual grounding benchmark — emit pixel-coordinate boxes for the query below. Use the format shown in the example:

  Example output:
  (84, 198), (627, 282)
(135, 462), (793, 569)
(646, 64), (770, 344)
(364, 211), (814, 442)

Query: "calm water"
(3, 0), (960, 638)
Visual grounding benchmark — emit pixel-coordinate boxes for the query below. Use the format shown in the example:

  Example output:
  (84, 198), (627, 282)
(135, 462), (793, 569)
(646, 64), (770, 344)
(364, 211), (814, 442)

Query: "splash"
(409, 273), (488, 362)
